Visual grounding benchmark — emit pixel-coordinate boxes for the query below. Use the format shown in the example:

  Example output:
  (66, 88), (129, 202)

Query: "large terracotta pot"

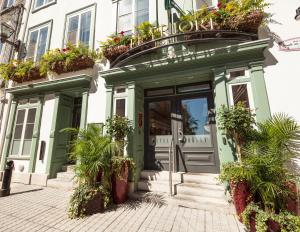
(111, 161), (129, 204)
(230, 180), (252, 221)
(285, 181), (299, 215)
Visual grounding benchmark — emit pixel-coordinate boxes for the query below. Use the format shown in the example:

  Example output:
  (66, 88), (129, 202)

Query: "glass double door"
(145, 93), (219, 173)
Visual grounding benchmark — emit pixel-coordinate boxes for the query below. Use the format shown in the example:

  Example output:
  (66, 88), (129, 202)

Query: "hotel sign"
(279, 37), (300, 51)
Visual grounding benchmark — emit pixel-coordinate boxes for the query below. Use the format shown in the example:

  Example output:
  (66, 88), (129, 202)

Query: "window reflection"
(148, 101), (171, 136)
(181, 98), (209, 135)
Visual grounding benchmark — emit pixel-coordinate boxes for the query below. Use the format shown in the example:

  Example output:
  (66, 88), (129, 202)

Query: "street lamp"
(0, 22), (20, 50)
(295, 7), (300, 21)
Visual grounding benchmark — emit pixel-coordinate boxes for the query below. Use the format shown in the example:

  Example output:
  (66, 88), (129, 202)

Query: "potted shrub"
(39, 43), (97, 76)
(101, 32), (131, 63)
(0, 60), (45, 83)
(135, 21), (161, 46)
(105, 115), (135, 204)
(63, 125), (117, 218)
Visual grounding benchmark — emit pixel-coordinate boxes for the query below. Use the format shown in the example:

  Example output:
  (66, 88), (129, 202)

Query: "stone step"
(175, 182), (225, 198)
(172, 194), (235, 214)
(140, 170), (220, 185)
(47, 179), (74, 191)
(56, 172), (75, 182)
(137, 180), (173, 193)
(61, 165), (75, 173)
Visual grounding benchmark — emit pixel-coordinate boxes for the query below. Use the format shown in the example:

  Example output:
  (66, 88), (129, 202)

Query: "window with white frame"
(227, 68), (254, 109)
(194, 0), (214, 9)
(33, 0), (54, 10)
(10, 104), (37, 157)
(26, 23), (51, 61)
(2, 0), (14, 9)
(117, 0), (149, 34)
(65, 6), (95, 47)
(114, 86), (127, 117)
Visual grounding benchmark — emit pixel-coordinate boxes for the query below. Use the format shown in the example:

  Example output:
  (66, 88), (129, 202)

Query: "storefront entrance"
(144, 83), (220, 173)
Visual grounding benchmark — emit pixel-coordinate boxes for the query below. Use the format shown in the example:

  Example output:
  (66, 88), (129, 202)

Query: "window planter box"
(49, 56), (95, 75)
(10, 67), (46, 83)
(103, 45), (129, 63)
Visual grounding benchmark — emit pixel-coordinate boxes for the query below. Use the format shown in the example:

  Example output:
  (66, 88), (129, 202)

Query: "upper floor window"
(117, 0), (149, 34)
(2, 0), (14, 9)
(26, 22), (51, 61)
(194, 0), (214, 9)
(64, 6), (95, 48)
(0, 42), (2, 54)
(34, 0), (54, 10)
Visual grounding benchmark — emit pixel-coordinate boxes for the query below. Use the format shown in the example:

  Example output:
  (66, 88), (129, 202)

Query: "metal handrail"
(168, 137), (173, 196)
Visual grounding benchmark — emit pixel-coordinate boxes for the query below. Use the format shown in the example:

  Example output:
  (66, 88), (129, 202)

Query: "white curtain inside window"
(79, 11), (92, 46)
(27, 31), (38, 60)
(67, 15), (79, 45)
(135, 0), (149, 26)
(118, 0), (133, 33)
(36, 27), (48, 61)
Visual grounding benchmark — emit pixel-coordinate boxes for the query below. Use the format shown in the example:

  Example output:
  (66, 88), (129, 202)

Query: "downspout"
(0, 0), (33, 161)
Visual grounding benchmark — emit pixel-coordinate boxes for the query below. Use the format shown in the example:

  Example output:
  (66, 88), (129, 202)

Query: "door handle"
(178, 129), (184, 142)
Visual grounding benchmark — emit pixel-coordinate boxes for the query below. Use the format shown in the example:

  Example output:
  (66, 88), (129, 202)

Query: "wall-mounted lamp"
(0, 22), (20, 50)
(295, 7), (300, 21)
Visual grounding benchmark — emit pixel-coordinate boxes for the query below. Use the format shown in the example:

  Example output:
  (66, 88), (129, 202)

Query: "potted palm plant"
(63, 125), (117, 218)
(105, 115), (135, 204)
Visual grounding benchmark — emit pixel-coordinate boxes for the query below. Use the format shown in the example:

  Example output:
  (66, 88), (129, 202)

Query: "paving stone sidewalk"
(0, 183), (245, 232)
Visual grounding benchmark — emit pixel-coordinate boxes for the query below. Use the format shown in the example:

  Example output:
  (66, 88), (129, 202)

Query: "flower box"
(50, 55), (95, 75)
(11, 67), (46, 83)
(103, 45), (129, 63)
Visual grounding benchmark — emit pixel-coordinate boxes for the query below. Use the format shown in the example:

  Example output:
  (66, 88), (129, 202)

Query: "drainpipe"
(0, 0), (33, 160)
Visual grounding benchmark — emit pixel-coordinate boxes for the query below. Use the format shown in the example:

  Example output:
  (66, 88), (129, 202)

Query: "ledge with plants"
(39, 43), (97, 76)
(0, 60), (45, 83)
(101, 0), (269, 65)
(218, 102), (300, 231)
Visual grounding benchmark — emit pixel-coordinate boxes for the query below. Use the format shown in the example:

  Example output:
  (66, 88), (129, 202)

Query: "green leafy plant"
(68, 184), (109, 219)
(62, 125), (118, 218)
(101, 31), (131, 48)
(218, 102), (256, 162)
(105, 115), (133, 156)
(136, 21), (161, 42)
(0, 60), (44, 83)
(111, 156), (135, 179)
(242, 203), (300, 232)
(39, 43), (98, 75)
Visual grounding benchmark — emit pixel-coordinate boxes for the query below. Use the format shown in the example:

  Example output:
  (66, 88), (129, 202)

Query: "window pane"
(177, 84), (210, 93)
(35, 0), (44, 8)
(79, 11), (91, 46)
(146, 88), (174, 97)
(232, 84), (250, 108)
(119, 0), (132, 15)
(11, 140), (20, 155)
(36, 27), (48, 61)
(14, 125), (23, 139)
(24, 124), (34, 139)
(135, 10), (149, 25)
(27, 108), (36, 123)
(27, 31), (38, 60)
(136, 0), (148, 11)
(195, 0), (212, 9)
(16, 109), (25, 124)
(118, 14), (132, 33)
(148, 101), (171, 135)
(115, 99), (126, 117)
(230, 70), (245, 79)
(67, 15), (79, 44)
(22, 140), (32, 156)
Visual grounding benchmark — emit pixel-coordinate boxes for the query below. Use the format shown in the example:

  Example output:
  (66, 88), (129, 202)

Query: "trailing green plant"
(39, 43), (98, 75)
(105, 115), (133, 156)
(0, 59), (42, 82)
(68, 184), (109, 219)
(218, 102), (256, 162)
(242, 203), (300, 232)
(101, 31), (131, 48)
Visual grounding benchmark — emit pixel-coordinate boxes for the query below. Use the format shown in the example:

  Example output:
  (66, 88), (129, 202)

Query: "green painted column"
(250, 62), (271, 123)
(80, 90), (89, 129)
(0, 98), (18, 171)
(126, 81), (136, 159)
(46, 93), (60, 176)
(105, 84), (114, 121)
(213, 67), (235, 164)
(28, 96), (44, 173)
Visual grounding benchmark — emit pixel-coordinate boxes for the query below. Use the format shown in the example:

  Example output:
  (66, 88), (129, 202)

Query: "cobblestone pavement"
(0, 183), (245, 232)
